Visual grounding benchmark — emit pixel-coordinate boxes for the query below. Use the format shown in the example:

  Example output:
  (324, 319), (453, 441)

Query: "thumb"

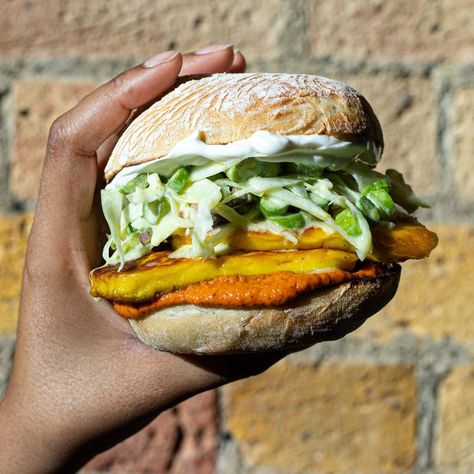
(37, 51), (183, 225)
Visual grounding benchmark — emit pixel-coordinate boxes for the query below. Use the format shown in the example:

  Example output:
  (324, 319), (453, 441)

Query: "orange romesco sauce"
(113, 264), (385, 319)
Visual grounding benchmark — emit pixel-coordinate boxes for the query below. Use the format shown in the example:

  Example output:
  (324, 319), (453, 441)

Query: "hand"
(0, 46), (282, 473)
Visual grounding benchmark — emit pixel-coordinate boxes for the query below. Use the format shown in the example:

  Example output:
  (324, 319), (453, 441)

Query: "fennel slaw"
(102, 131), (427, 269)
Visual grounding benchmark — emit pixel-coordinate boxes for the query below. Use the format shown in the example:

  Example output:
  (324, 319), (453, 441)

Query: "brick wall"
(0, 1), (473, 473)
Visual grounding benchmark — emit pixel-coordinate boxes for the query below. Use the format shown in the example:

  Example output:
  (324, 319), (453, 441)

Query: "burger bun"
(130, 264), (400, 354)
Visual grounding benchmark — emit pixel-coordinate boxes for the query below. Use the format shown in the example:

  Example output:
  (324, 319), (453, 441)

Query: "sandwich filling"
(91, 130), (437, 315)
(101, 131), (430, 265)
(112, 264), (387, 318)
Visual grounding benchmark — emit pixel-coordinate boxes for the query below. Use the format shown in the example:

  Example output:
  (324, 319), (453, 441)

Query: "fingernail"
(143, 50), (179, 68)
(194, 44), (234, 55)
(233, 47), (240, 54)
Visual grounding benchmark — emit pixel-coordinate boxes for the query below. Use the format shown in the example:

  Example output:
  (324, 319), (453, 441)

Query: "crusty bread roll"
(130, 265), (400, 354)
(105, 73), (383, 180)
(104, 73), (397, 354)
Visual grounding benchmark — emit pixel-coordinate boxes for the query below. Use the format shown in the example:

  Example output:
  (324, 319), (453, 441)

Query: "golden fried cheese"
(90, 221), (437, 307)
(114, 264), (385, 318)
(172, 222), (438, 262)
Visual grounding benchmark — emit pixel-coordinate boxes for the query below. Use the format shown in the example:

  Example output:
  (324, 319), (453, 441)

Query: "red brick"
(86, 390), (218, 473)
(10, 80), (97, 200)
(0, 0), (288, 61)
(308, 0), (474, 62)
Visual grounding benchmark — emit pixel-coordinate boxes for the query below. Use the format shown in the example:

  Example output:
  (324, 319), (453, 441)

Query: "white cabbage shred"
(101, 131), (428, 268)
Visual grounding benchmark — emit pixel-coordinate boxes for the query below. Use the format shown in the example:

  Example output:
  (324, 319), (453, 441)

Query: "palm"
(2, 49), (283, 472)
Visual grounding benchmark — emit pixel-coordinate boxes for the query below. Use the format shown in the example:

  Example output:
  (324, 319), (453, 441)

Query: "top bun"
(105, 73), (383, 180)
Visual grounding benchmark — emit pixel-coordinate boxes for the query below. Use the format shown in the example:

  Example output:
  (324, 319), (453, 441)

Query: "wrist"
(0, 396), (87, 473)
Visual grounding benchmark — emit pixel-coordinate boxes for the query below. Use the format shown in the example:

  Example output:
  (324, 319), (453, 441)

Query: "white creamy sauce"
(107, 130), (380, 189)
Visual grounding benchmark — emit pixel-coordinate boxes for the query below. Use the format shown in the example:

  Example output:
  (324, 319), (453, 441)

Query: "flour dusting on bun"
(90, 73), (438, 354)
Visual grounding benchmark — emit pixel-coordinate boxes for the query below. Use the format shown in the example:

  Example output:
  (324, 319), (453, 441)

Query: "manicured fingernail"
(233, 47), (240, 54)
(194, 44), (234, 55)
(143, 50), (179, 68)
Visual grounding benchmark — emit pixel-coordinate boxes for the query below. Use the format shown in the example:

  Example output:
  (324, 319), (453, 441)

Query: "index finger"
(96, 47), (246, 170)
(37, 51), (183, 222)
(48, 50), (183, 160)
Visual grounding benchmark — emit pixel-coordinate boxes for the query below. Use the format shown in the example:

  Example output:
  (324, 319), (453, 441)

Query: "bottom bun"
(129, 264), (401, 354)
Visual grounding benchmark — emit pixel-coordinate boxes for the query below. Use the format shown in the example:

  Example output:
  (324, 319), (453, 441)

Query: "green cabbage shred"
(102, 150), (428, 268)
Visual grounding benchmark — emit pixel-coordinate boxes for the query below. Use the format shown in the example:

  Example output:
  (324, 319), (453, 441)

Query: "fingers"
(96, 47), (247, 169)
(36, 45), (248, 255)
(96, 134), (121, 177)
(180, 46), (246, 75)
(227, 51), (247, 73)
(180, 44), (235, 75)
(38, 52), (183, 223)
(180, 352), (286, 384)
(49, 51), (183, 160)
(130, 348), (286, 413)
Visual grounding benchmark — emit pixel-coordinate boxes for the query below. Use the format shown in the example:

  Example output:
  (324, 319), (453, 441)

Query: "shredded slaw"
(102, 131), (427, 269)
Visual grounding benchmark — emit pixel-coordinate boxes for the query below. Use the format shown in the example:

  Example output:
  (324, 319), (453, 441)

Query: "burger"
(90, 73), (438, 354)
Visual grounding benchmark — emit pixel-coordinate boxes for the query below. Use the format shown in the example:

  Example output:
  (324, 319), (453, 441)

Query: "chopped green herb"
(269, 212), (305, 229)
(356, 196), (380, 223)
(261, 162), (281, 177)
(226, 159), (267, 182)
(260, 195), (289, 218)
(166, 167), (190, 193)
(362, 178), (391, 196)
(285, 162), (323, 177)
(366, 189), (396, 220)
(119, 174), (148, 194)
(143, 198), (171, 225)
(309, 192), (330, 211)
(335, 208), (362, 236)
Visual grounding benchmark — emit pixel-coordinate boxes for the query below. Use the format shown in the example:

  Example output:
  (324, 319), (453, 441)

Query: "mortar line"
(0, 84), (11, 213)
(276, 0), (310, 60)
(415, 366), (443, 470)
(436, 78), (456, 221)
(0, 56), (451, 84)
(426, 373), (445, 470)
(0, 334), (16, 398)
